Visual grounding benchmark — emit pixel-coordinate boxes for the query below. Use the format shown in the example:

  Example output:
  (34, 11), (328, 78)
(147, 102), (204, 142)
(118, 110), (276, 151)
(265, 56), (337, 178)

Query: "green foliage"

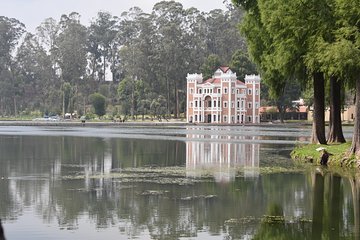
(150, 95), (168, 119)
(62, 82), (73, 113)
(0, 16), (26, 115)
(201, 54), (221, 79)
(89, 93), (106, 117)
(56, 13), (87, 84)
(229, 49), (257, 80)
(0, 2), (247, 118)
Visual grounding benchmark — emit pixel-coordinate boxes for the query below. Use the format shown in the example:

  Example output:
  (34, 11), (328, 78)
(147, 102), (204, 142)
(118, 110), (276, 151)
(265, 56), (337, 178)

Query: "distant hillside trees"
(0, 1), (258, 120)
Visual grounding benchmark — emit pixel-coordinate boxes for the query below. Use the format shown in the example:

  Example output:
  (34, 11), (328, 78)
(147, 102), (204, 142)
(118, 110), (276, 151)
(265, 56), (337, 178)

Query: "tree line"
(232, 0), (360, 155)
(0, 0), (258, 120)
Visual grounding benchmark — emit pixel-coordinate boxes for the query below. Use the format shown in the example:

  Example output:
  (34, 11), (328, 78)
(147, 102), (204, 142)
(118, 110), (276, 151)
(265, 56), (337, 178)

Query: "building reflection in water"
(186, 134), (260, 182)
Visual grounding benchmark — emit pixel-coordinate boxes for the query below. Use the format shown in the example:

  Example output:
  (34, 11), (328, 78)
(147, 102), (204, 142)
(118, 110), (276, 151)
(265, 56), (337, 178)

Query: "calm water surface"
(0, 125), (358, 239)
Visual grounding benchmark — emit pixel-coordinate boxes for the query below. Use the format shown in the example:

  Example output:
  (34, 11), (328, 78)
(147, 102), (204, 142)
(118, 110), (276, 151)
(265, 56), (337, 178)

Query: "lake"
(0, 125), (358, 239)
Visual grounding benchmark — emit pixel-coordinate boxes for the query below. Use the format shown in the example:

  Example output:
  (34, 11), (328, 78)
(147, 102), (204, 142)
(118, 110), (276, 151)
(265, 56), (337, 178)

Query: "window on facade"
(236, 89), (239, 94)
(224, 101), (228, 108)
(195, 101), (198, 107)
(248, 89), (252, 95)
(199, 89), (202, 94)
(199, 101), (202, 107)
(256, 89), (259, 95)
(231, 102), (234, 108)
(208, 100), (212, 108)
(255, 102), (259, 109)
(232, 116), (235, 123)
(199, 115), (202, 121)
(224, 116), (227, 122)
(224, 88), (228, 94)
(195, 115), (198, 121)
(218, 115), (220, 122)
(248, 102), (252, 109)
(237, 101), (240, 108)
(213, 115), (216, 122)
(213, 101), (216, 107)
(190, 88), (193, 94)
(241, 100), (244, 108)
(190, 101), (193, 108)
(218, 89), (221, 94)
(248, 116), (252, 122)
(232, 89), (235, 94)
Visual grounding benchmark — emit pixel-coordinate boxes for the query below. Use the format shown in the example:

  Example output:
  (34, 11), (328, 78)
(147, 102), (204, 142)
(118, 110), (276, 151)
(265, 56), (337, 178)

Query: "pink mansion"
(186, 67), (261, 124)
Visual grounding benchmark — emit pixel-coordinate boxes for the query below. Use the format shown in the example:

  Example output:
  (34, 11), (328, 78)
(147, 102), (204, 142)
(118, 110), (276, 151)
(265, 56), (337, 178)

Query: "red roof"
(236, 80), (245, 85)
(203, 78), (221, 84)
(219, 66), (230, 73)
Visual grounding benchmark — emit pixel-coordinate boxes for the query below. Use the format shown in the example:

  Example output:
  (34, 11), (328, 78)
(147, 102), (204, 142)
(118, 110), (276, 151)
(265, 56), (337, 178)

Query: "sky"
(0, 0), (227, 32)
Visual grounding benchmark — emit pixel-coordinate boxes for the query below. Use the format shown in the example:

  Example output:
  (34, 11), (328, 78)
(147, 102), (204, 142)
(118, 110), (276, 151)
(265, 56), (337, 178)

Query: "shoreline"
(291, 143), (360, 170)
(0, 120), (300, 127)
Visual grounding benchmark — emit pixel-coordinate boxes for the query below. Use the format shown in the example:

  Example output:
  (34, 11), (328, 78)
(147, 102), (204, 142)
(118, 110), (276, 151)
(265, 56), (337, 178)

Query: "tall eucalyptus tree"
(88, 12), (119, 82)
(0, 16), (25, 115)
(16, 33), (57, 113)
(55, 12), (87, 115)
(152, 1), (189, 117)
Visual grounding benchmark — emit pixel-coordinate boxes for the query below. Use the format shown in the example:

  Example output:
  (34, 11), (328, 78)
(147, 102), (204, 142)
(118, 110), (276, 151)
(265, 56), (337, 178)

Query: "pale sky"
(0, 0), (227, 32)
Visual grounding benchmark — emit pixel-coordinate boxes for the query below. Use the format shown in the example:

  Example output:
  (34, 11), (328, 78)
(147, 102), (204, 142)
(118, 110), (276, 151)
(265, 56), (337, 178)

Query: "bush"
(89, 93), (107, 117)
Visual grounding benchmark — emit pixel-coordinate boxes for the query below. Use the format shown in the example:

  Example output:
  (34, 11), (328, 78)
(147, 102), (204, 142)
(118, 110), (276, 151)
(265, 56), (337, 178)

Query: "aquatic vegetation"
(261, 215), (285, 224)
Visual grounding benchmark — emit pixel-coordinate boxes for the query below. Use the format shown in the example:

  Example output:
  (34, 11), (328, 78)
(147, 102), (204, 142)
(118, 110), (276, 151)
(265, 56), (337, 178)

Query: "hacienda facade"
(186, 67), (261, 124)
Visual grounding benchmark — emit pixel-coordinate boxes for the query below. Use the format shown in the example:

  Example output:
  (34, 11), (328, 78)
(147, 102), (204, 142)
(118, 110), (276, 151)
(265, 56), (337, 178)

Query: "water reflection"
(0, 131), (359, 239)
(186, 134), (259, 182)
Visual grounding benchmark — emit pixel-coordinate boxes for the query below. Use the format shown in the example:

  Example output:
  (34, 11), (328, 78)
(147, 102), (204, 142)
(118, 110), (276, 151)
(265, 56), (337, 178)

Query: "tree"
(88, 12), (119, 82)
(55, 13), (87, 84)
(200, 54), (221, 80)
(204, 8), (246, 63)
(229, 49), (257, 80)
(54, 13), (88, 116)
(16, 33), (56, 113)
(62, 82), (74, 114)
(152, 1), (189, 117)
(330, 0), (360, 153)
(0, 16), (26, 116)
(150, 95), (167, 120)
(233, 0), (338, 144)
(90, 93), (106, 117)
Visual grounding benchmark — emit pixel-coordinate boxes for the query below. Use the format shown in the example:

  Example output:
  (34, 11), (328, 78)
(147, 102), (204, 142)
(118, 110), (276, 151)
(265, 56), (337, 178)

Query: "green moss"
(291, 142), (359, 169)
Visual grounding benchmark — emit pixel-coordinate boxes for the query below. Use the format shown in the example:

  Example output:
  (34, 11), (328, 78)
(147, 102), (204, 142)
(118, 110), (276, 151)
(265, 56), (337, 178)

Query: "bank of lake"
(291, 142), (360, 171)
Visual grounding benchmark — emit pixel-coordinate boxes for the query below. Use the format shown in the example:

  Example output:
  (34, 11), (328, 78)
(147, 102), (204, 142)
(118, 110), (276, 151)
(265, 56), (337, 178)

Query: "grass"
(290, 142), (360, 169)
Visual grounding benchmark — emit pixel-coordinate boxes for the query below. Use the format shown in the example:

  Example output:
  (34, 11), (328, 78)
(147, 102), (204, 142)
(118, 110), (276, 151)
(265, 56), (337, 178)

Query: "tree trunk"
(311, 72), (327, 144)
(349, 177), (360, 240)
(175, 85), (179, 119)
(277, 105), (285, 123)
(13, 96), (17, 117)
(103, 56), (106, 82)
(167, 76), (171, 115)
(312, 172), (325, 240)
(131, 88), (135, 120)
(62, 87), (65, 118)
(329, 174), (341, 240)
(327, 76), (346, 143)
(350, 78), (360, 155)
